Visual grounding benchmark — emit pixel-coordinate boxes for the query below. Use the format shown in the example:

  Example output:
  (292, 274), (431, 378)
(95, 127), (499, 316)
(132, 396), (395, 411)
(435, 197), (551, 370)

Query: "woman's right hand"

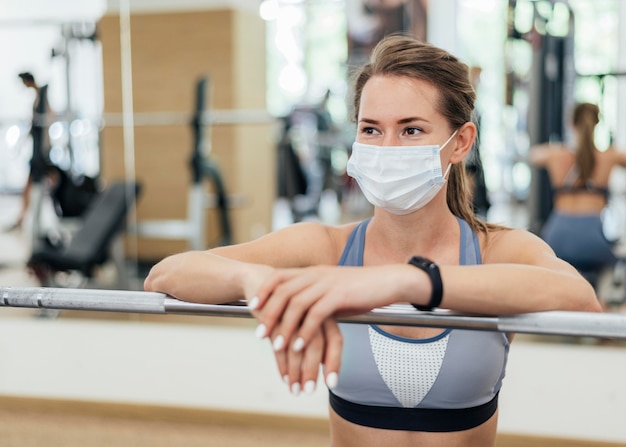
(144, 250), (275, 305)
(268, 318), (343, 395)
(144, 250), (347, 394)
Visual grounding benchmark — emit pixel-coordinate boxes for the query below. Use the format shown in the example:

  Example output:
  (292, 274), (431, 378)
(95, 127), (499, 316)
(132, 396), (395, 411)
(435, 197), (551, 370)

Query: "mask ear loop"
(439, 129), (459, 152)
(439, 129), (459, 181)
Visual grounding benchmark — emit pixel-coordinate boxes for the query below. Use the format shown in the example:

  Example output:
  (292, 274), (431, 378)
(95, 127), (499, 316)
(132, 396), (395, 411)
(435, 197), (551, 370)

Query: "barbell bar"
(1, 286), (626, 339)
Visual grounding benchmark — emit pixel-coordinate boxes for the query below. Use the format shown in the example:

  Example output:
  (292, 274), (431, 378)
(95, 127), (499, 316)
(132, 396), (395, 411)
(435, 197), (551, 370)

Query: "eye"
(404, 127), (423, 136)
(359, 126), (379, 135)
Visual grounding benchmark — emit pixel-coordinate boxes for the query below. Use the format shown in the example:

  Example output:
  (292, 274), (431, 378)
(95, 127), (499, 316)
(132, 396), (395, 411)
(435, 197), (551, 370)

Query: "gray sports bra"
(329, 217), (510, 432)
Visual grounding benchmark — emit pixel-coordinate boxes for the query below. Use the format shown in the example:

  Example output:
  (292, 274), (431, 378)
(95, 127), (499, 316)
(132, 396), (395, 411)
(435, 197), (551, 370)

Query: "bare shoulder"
(480, 227), (556, 265)
(529, 143), (568, 166)
(272, 220), (357, 249)
(602, 146), (626, 166)
(211, 221), (359, 267)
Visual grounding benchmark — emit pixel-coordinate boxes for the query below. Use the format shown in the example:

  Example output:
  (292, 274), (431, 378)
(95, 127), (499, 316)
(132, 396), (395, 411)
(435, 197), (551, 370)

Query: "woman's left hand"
(252, 264), (423, 353)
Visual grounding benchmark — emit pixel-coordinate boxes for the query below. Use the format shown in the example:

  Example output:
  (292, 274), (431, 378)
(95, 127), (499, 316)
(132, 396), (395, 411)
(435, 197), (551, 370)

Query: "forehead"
(359, 75), (442, 121)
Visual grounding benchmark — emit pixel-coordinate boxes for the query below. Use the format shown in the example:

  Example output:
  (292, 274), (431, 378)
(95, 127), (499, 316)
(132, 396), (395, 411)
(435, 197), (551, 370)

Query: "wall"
(0, 314), (624, 444)
(99, 7), (275, 260)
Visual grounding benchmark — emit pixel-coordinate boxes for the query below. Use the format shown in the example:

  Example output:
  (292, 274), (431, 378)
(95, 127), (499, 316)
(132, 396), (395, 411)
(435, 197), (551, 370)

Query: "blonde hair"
(351, 34), (501, 234)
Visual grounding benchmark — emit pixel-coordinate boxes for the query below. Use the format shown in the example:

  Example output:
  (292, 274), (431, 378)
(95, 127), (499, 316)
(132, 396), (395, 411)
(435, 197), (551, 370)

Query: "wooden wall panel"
(98, 9), (274, 261)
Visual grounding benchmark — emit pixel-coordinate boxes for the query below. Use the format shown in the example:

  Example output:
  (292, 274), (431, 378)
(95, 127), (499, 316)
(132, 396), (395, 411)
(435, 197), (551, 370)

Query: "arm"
(145, 250), (345, 395)
(253, 228), (600, 352)
(608, 146), (626, 168)
(528, 142), (560, 167)
(143, 221), (342, 304)
(143, 221), (345, 394)
(143, 250), (273, 304)
(441, 229), (599, 314)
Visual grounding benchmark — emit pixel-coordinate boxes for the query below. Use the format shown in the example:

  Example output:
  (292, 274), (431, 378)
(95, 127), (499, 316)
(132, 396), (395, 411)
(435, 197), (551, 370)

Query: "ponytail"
(572, 103), (599, 183)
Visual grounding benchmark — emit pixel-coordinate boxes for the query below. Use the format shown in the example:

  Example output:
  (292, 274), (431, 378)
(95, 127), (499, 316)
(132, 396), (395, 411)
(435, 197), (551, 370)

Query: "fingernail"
(255, 324), (267, 339)
(272, 335), (284, 351)
(326, 372), (338, 390)
(248, 296), (259, 310)
(291, 382), (301, 396)
(283, 375), (289, 385)
(304, 380), (316, 395)
(292, 337), (304, 352)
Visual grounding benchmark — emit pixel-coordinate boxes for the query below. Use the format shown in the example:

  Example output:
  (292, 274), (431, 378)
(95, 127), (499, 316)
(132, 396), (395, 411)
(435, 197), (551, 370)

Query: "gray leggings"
(541, 211), (617, 271)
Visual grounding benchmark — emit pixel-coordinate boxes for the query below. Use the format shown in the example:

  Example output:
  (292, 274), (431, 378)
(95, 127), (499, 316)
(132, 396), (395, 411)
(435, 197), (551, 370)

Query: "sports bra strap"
(553, 165), (609, 198)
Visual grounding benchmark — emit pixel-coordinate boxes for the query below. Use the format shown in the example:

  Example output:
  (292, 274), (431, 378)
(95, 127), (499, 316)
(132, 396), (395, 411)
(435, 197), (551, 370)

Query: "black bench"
(28, 181), (141, 286)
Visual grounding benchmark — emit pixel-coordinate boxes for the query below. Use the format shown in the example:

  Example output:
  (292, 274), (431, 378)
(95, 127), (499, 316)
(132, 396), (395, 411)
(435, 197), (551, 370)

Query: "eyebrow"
(359, 117), (429, 125)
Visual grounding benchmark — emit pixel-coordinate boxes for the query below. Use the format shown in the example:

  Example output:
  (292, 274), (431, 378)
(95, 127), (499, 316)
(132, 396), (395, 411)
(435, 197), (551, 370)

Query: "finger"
(267, 322), (287, 352)
(252, 269), (298, 309)
(274, 278), (329, 350)
(273, 348), (289, 386)
(322, 319), (343, 390)
(299, 330), (325, 395)
(290, 292), (339, 353)
(254, 271), (310, 340)
(267, 325), (290, 388)
(257, 269), (326, 344)
(286, 339), (303, 396)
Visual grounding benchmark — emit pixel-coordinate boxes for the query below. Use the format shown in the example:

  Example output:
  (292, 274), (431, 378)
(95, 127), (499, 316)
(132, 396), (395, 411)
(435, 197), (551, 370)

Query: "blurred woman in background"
(530, 102), (626, 283)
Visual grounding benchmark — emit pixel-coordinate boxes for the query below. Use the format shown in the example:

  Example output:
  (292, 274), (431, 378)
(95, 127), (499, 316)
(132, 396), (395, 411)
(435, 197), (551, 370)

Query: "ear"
(448, 121), (476, 164)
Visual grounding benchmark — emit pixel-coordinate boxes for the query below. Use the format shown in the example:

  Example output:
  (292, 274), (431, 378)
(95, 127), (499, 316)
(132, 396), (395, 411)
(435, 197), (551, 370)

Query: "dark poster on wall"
(346, 0), (429, 67)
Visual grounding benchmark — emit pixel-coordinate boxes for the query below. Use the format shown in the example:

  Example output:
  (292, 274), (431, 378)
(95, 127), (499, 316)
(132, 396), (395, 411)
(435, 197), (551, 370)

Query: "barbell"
(1, 286), (625, 339)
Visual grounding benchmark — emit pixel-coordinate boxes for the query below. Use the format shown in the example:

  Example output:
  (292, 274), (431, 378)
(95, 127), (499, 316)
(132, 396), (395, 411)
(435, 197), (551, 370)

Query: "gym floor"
(0, 405), (330, 447)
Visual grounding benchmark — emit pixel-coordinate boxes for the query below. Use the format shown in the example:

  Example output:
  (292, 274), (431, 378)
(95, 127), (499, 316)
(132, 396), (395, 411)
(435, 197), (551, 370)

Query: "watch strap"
(408, 256), (443, 311)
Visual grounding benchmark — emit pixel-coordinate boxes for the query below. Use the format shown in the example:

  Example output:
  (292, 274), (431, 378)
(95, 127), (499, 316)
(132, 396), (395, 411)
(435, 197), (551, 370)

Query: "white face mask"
(346, 131), (458, 215)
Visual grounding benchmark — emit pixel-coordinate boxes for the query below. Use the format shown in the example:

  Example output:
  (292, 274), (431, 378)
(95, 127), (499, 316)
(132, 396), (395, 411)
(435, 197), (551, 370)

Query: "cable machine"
(130, 77), (233, 251)
(507, 0), (576, 235)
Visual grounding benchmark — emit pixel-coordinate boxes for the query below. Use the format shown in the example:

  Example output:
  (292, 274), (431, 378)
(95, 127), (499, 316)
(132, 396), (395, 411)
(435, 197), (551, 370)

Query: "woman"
(145, 35), (599, 447)
(9, 72), (51, 231)
(530, 103), (626, 277)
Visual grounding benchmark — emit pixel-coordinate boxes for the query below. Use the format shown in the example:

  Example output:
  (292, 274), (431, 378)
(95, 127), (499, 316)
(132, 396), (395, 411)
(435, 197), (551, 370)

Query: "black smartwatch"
(408, 256), (443, 311)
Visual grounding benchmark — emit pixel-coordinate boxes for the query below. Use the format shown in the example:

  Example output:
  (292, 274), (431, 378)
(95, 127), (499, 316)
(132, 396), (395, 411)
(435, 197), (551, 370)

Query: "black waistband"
(553, 184), (609, 198)
(329, 391), (499, 432)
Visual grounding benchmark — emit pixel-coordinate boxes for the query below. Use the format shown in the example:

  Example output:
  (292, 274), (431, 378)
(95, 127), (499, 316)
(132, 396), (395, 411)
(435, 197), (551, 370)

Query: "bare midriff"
(553, 192), (606, 214)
